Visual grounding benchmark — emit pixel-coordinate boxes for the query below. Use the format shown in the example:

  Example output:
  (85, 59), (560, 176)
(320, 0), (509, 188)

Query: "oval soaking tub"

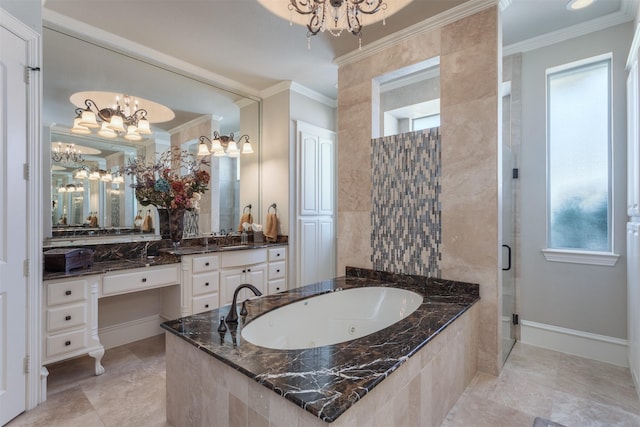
(241, 286), (423, 350)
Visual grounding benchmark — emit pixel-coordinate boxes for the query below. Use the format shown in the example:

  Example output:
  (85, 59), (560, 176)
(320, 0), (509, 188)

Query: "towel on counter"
(265, 213), (278, 242)
(238, 213), (253, 232)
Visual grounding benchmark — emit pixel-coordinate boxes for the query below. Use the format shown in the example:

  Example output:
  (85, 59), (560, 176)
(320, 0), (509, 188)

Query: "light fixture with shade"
(256, 0), (414, 48)
(69, 92), (174, 141)
(197, 132), (254, 157)
(566, 0), (596, 10)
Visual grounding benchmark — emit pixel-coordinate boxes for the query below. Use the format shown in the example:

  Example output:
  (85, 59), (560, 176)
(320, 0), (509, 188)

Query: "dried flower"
(123, 147), (210, 210)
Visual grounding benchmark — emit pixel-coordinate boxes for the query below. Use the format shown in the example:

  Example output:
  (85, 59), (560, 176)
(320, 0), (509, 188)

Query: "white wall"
(519, 22), (633, 340)
(1, 0), (40, 33)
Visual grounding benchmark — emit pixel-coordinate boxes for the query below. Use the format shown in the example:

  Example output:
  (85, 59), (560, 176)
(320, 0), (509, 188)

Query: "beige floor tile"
(8, 339), (640, 427)
(550, 390), (640, 427)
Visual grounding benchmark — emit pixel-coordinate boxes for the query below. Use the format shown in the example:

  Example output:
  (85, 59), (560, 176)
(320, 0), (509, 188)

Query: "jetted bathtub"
(241, 286), (423, 350)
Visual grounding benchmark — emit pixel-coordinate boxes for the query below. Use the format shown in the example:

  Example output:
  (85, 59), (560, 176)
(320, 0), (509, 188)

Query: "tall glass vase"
(158, 208), (185, 249)
(168, 208), (185, 249)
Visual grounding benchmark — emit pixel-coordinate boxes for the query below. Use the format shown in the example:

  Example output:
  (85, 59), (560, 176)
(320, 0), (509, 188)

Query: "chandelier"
(257, 0), (414, 48)
(197, 132), (254, 158)
(52, 143), (84, 164)
(71, 94), (153, 141)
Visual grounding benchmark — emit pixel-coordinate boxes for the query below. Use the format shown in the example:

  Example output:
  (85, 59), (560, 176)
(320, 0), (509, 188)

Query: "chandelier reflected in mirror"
(52, 142), (84, 164)
(197, 131), (254, 158)
(257, 0), (415, 48)
(69, 91), (175, 141)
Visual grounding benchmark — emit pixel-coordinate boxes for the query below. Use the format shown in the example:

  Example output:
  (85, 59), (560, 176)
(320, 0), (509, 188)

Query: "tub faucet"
(225, 284), (262, 323)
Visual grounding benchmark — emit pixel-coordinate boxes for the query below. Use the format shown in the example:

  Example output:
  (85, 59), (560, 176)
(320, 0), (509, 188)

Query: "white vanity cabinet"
(220, 249), (268, 306)
(182, 253), (220, 315)
(267, 246), (287, 294)
(219, 246), (288, 305)
(42, 275), (104, 376)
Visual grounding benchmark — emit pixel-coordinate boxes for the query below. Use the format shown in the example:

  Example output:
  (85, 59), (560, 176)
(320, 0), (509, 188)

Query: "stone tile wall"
(337, 7), (500, 375)
(371, 128), (441, 277)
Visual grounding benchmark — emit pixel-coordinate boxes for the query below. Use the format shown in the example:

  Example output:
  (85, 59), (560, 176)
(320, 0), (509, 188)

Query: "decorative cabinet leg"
(89, 347), (105, 376)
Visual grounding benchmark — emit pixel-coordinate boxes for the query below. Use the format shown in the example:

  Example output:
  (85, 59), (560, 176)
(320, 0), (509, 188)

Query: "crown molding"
(499, 0), (513, 11)
(334, 0), (498, 66)
(42, 9), (262, 100)
(503, 7), (635, 56)
(625, 0), (640, 69)
(261, 81), (338, 108)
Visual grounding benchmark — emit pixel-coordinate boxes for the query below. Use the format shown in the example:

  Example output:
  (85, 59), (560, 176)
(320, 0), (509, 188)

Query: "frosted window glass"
(547, 59), (611, 252)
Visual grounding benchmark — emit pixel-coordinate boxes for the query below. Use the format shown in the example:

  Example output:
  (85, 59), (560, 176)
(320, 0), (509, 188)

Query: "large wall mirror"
(43, 25), (261, 246)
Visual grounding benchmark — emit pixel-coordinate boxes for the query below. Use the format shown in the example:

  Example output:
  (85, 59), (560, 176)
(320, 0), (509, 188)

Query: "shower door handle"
(502, 244), (512, 271)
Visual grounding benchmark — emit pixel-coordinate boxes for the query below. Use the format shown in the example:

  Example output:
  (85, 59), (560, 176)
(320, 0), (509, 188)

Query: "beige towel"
(265, 213), (278, 242)
(142, 211), (153, 232)
(238, 213), (253, 232)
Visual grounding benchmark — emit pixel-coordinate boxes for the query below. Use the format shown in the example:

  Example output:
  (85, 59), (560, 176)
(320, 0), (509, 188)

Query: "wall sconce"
(197, 131), (254, 157)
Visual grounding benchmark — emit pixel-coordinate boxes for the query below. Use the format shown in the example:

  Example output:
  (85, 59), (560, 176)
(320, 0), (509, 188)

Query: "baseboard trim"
(98, 314), (165, 350)
(520, 320), (628, 367)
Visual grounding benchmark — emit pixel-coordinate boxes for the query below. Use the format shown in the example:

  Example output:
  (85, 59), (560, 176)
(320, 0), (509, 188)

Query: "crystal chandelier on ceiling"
(52, 142), (84, 164)
(257, 0), (414, 49)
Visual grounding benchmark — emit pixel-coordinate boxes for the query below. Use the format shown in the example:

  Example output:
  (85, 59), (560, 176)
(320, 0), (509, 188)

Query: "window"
(412, 114), (441, 131)
(547, 55), (611, 253)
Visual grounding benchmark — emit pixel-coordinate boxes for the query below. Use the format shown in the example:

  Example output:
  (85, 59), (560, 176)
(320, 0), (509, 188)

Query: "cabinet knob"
(205, 282), (209, 286)
(277, 253), (280, 257)
(65, 315), (71, 321)
(276, 269), (280, 273)
(276, 287), (280, 291)
(65, 340), (71, 346)
(142, 277), (147, 283)
(242, 269), (246, 273)
(205, 262), (210, 266)
(205, 304), (209, 308)
(65, 290), (72, 296)
(247, 268), (251, 272)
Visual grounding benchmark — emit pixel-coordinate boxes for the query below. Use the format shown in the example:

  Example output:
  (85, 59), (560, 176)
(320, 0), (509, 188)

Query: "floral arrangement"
(123, 147), (210, 210)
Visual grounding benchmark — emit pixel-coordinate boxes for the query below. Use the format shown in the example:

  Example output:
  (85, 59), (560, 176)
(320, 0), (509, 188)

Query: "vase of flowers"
(123, 147), (209, 248)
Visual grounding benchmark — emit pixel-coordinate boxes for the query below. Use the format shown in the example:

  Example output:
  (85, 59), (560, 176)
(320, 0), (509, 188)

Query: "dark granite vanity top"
(42, 241), (288, 281)
(161, 267), (480, 423)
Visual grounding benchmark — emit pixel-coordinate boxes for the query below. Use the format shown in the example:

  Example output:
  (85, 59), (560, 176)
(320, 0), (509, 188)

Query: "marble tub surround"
(162, 268), (479, 424)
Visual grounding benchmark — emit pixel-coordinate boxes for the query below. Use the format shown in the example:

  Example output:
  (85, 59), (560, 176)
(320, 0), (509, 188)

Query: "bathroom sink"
(218, 245), (251, 251)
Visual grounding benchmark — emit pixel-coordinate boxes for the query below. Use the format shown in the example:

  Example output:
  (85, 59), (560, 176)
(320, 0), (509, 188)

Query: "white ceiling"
(41, 0), (636, 132)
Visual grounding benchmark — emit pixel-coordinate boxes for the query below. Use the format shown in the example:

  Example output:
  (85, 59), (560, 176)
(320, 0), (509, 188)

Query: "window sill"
(541, 249), (620, 266)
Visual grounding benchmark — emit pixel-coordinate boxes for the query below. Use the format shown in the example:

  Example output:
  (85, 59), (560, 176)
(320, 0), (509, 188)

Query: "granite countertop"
(42, 242), (288, 281)
(161, 267), (480, 423)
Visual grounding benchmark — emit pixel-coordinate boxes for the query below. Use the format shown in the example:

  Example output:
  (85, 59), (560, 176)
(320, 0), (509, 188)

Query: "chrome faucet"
(225, 284), (262, 323)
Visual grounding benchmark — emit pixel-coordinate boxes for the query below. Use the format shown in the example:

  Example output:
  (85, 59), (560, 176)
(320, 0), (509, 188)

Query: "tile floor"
(6, 337), (640, 427)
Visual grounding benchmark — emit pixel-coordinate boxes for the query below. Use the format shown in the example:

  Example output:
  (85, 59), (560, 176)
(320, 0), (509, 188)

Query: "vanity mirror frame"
(42, 16), (262, 248)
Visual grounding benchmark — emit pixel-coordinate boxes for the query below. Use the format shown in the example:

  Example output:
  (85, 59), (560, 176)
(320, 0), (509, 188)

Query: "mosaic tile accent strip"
(371, 128), (441, 277)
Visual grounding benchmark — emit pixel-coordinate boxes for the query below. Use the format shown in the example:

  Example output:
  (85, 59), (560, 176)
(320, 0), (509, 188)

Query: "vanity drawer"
(268, 261), (286, 280)
(268, 279), (286, 295)
(47, 279), (87, 306)
(192, 255), (219, 274)
(102, 265), (179, 297)
(192, 294), (219, 314)
(192, 272), (219, 297)
(221, 249), (267, 268)
(268, 247), (286, 261)
(46, 303), (86, 332)
(46, 329), (86, 358)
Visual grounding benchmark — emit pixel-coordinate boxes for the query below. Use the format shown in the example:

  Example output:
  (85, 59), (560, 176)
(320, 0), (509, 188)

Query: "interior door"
(0, 21), (29, 425)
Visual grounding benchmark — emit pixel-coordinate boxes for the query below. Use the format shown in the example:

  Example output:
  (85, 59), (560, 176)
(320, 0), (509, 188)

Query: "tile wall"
(371, 128), (441, 277)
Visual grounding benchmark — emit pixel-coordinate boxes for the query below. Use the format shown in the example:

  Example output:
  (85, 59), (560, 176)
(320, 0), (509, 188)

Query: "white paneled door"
(0, 16), (30, 426)
(295, 121), (335, 287)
